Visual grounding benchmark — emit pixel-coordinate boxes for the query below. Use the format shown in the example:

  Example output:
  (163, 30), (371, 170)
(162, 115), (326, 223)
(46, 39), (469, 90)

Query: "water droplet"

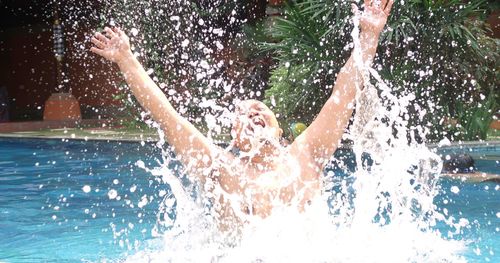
(138, 195), (148, 208)
(130, 28), (139, 36)
(82, 185), (91, 193)
(108, 189), (118, 200)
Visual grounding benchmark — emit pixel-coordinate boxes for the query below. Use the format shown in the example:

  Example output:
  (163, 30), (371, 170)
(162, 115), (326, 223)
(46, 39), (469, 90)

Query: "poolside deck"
(0, 119), (159, 142)
(0, 128), (159, 142)
(0, 119), (231, 143)
(0, 119), (109, 132)
(0, 119), (498, 147)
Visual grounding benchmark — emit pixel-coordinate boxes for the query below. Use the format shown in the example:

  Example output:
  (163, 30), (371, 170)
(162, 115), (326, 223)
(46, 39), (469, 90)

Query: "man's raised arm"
(91, 27), (218, 174)
(291, 0), (394, 170)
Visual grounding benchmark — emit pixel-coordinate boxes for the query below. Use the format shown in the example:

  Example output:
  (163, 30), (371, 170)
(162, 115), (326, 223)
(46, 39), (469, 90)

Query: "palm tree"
(262, 0), (498, 141)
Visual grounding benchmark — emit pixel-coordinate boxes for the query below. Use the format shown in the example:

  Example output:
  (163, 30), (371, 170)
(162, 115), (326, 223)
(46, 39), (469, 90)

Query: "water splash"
(115, 7), (473, 263)
(47, 0), (476, 261)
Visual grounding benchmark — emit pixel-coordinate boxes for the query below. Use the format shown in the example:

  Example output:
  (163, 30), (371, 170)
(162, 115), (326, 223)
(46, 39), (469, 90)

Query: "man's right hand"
(90, 27), (132, 65)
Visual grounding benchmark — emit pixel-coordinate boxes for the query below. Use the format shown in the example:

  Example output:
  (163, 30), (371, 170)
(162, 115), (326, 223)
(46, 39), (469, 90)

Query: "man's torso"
(213, 150), (322, 219)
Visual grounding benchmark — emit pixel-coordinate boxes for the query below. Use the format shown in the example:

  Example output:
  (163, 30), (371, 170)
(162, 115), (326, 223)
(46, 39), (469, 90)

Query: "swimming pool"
(433, 143), (499, 262)
(0, 138), (168, 262)
(0, 138), (498, 262)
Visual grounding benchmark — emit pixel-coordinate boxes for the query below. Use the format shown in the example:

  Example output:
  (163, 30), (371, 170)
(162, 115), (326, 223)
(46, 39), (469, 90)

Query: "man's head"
(442, 154), (475, 174)
(231, 99), (282, 152)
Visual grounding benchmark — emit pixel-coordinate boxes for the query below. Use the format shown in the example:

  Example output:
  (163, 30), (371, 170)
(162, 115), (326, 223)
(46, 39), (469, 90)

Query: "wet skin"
(90, 0), (394, 227)
(213, 100), (320, 219)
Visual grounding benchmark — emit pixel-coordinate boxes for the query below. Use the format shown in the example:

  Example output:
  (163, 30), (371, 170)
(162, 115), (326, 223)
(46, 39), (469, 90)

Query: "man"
(441, 154), (499, 183)
(90, 0), (393, 226)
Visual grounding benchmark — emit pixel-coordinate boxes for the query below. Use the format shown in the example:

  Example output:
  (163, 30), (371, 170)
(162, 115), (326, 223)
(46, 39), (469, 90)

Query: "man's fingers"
(380, 0), (388, 10)
(384, 0), (394, 14)
(91, 37), (106, 49)
(90, 47), (105, 57)
(104, 27), (116, 38)
(113, 27), (124, 36)
(112, 27), (121, 35)
(95, 32), (109, 44)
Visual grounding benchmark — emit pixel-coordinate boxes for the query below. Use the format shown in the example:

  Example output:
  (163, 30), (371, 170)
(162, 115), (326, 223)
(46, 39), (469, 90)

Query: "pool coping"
(427, 140), (500, 149)
(1, 132), (499, 150)
(0, 132), (159, 142)
(0, 131), (233, 146)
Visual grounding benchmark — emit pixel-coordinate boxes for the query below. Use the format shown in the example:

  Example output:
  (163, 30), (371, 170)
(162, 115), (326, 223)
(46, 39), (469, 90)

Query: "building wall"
(0, 18), (123, 121)
(487, 9), (500, 39)
(1, 25), (54, 120)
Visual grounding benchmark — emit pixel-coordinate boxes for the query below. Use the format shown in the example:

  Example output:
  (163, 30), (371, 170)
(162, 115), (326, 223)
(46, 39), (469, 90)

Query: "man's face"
(231, 100), (282, 151)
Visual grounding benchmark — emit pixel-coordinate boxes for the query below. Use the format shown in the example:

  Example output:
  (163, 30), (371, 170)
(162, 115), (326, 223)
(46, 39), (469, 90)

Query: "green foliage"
(452, 90), (498, 141)
(265, 65), (326, 125)
(262, 0), (499, 142)
(111, 84), (150, 130)
(263, 0), (353, 121)
(101, 0), (267, 120)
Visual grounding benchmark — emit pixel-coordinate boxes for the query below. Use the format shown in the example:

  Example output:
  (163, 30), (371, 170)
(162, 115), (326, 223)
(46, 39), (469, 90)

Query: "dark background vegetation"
(261, 0), (499, 141)
(1, 0), (498, 141)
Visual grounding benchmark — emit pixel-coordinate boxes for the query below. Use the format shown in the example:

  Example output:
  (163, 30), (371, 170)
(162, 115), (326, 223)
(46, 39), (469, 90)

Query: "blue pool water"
(434, 144), (500, 262)
(0, 138), (169, 262)
(0, 138), (498, 262)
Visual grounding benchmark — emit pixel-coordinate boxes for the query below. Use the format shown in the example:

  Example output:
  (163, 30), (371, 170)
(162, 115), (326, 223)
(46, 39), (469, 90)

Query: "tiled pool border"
(0, 133), (230, 147)
(428, 141), (500, 154)
(0, 133), (157, 143)
(1, 133), (499, 152)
